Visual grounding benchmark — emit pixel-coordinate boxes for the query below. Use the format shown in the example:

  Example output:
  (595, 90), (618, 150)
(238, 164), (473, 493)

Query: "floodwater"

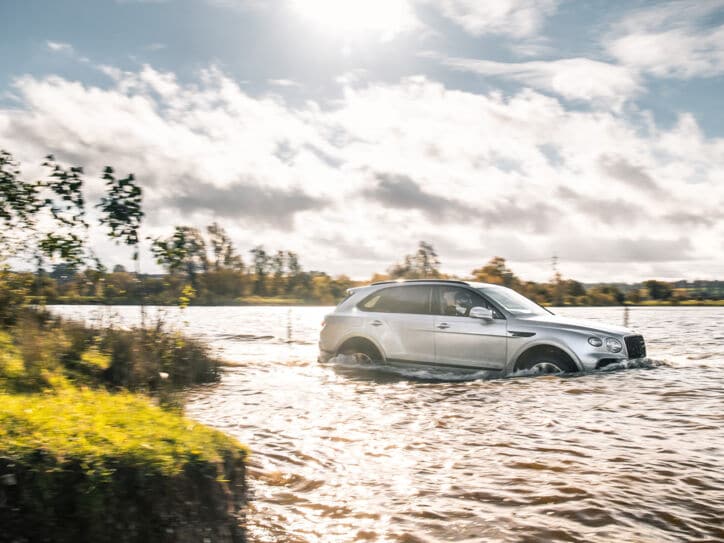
(50, 305), (724, 542)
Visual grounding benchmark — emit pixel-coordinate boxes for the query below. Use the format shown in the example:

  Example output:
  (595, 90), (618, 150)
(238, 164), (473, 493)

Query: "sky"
(1, 0), (723, 282)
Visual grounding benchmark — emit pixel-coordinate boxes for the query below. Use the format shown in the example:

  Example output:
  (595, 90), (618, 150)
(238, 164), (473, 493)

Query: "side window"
(358, 286), (432, 314)
(435, 286), (503, 318)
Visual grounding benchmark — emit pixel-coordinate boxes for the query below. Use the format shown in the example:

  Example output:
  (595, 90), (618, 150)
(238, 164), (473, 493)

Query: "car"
(318, 279), (646, 375)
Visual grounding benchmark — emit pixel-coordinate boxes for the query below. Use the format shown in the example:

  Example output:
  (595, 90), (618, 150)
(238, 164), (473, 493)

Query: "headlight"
(588, 337), (603, 347)
(605, 337), (623, 353)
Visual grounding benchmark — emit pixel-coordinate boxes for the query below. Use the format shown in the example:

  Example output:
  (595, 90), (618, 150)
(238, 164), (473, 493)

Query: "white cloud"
(426, 0), (560, 38)
(438, 56), (641, 108)
(0, 66), (722, 281)
(268, 79), (301, 88)
(290, 0), (421, 42)
(606, 0), (724, 78)
(46, 41), (73, 53)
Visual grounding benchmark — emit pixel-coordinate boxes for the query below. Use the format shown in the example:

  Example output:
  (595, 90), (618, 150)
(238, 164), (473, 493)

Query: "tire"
(339, 341), (381, 365)
(515, 347), (577, 375)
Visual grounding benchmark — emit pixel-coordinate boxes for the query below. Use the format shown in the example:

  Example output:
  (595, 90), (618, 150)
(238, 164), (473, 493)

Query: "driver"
(454, 290), (473, 317)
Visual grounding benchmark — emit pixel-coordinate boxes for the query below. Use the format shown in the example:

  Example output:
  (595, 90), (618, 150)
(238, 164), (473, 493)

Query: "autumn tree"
(389, 241), (441, 279)
(471, 256), (519, 288)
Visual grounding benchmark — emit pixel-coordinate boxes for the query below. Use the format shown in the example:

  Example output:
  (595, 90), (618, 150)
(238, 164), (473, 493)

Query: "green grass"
(0, 388), (247, 479)
(0, 310), (248, 542)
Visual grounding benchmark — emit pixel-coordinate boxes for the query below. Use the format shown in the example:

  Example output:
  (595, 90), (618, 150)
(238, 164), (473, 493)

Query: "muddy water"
(50, 305), (724, 542)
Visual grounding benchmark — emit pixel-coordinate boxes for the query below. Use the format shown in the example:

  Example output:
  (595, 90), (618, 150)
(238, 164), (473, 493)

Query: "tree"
(644, 280), (672, 301)
(35, 155), (89, 269)
(0, 150), (40, 255)
(286, 251), (301, 294)
(97, 167), (143, 262)
(271, 250), (286, 295)
(472, 257), (519, 288)
(50, 263), (78, 285)
(206, 222), (243, 271)
(151, 226), (208, 286)
(250, 246), (270, 295)
(389, 241), (441, 279)
(0, 149), (144, 316)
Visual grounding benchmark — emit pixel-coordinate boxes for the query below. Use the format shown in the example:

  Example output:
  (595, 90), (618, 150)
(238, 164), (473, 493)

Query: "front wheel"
(515, 349), (577, 375)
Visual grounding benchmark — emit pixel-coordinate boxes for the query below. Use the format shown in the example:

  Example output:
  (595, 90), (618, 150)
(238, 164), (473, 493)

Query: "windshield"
(477, 286), (550, 316)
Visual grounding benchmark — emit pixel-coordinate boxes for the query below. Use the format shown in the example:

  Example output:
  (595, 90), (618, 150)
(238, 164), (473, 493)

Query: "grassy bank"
(0, 310), (247, 542)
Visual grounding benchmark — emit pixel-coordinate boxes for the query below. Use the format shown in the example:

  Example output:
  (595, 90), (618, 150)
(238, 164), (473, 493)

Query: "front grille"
(624, 335), (646, 358)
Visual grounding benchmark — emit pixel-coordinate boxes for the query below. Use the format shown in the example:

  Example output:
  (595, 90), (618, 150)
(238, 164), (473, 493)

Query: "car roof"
(369, 279), (500, 289)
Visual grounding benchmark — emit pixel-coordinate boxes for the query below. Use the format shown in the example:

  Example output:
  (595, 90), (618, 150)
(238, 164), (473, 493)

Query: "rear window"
(358, 286), (432, 315)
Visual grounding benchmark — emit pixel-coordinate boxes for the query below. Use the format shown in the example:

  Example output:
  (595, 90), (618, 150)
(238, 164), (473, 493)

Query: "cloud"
(268, 79), (300, 88)
(46, 41), (73, 53)
(598, 155), (660, 193)
(606, 0), (724, 78)
(438, 56), (641, 107)
(555, 236), (694, 263)
(363, 172), (475, 219)
(167, 178), (328, 229)
(1, 68), (723, 280)
(363, 173), (560, 231)
(662, 211), (717, 227)
(426, 0), (560, 37)
(557, 187), (641, 224)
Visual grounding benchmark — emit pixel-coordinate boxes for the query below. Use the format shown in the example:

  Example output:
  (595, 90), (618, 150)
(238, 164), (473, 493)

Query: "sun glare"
(290, 0), (417, 40)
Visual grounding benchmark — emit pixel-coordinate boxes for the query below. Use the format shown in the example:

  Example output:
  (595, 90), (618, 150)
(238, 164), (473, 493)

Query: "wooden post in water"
(287, 308), (292, 343)
(623, 305), (630, 327)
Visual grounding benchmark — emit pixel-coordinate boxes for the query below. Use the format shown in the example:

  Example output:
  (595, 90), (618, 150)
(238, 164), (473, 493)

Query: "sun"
(290, 0), (417, 41)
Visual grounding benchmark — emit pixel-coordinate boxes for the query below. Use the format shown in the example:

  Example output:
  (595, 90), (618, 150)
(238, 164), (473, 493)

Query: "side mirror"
(469, 306), (494, 320)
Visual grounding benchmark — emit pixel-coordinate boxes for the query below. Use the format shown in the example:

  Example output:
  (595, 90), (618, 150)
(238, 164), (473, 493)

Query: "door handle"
(370, 320), (383, 327)
(437, 323), (450, 329)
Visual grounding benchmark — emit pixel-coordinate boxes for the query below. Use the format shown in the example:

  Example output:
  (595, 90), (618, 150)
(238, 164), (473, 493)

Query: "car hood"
(516, 313), (633, 336)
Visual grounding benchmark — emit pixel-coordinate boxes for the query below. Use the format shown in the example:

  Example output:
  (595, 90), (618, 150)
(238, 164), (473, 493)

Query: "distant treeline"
(6, 241), (723, 307)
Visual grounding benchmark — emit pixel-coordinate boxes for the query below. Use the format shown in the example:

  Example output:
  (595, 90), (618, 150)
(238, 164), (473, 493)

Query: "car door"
(432, 286), (508, 370)
(357, 285), (435, 363)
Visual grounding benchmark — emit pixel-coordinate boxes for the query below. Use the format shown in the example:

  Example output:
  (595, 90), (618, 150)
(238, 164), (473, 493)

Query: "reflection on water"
(50, 305), (724, 542)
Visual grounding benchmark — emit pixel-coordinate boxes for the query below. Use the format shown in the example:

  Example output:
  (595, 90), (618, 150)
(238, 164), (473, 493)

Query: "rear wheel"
(339, 340), (382, 365)
(515, 347), (577, 374)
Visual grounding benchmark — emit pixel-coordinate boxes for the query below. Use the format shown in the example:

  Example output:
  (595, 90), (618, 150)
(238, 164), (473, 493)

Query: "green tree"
(271, 250), (286, 295)
(0, 150), (40, 257)
(97, 167), (143, 262)
(151, 227), (208, 287)
(644, 280), (672, 301)
(250, 246), (270, 295)
(206, 222), (243, 271)
(286, 251), (302, 294)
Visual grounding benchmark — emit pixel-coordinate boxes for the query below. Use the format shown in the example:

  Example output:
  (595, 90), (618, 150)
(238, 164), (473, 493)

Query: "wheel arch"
(337, 336), (385, 361)
(512, 342), (581, 372)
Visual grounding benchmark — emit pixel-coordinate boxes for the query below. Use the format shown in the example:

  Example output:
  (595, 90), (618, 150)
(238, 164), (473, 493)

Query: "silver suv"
(318, 280), (646, 374)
